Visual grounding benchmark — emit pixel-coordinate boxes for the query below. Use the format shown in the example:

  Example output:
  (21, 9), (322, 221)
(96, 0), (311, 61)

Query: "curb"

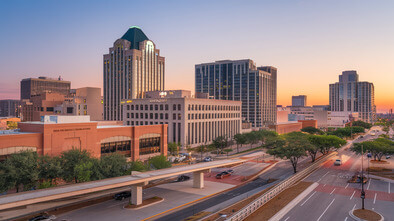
(123, 198), (164, 210)
(349, 209), (384, 221)
(268, 182), (319, 221)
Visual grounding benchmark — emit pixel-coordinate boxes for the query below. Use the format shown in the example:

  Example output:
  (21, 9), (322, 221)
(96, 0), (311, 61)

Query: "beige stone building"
(122, 90), (242, 148)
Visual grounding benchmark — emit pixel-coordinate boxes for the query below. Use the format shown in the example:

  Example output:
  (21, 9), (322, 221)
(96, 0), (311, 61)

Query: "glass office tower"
(195, 59), (277, 128)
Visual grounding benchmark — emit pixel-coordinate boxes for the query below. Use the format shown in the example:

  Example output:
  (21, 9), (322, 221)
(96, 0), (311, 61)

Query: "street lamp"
(361, 144), (365, 210)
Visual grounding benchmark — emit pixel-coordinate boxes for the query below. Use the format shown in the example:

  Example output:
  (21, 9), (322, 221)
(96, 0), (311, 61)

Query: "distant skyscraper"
(103, 26), (165, 121)
(0, 100), (21, 117)
(329, 70), (376, 123)
(292, 95), (307, 107)
(195, 59), (277, 127)
(20, 76), (71, 100)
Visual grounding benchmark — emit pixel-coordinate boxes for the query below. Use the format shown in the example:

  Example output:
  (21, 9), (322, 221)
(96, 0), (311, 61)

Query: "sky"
(0, 0), (393, 112)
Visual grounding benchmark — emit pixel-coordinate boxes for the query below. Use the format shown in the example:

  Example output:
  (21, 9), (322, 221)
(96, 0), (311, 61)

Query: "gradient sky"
(0, 0), (393, 112)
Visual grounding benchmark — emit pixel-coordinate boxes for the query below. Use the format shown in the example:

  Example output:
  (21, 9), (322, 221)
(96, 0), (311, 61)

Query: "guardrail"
(225, 152), (336, 221)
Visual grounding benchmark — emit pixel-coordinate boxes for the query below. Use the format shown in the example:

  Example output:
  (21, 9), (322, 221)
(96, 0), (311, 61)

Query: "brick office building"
(0, 116), (167, 161)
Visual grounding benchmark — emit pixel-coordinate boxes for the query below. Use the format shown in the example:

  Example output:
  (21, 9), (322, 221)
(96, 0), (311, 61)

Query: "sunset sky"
(0, 0), (393, 112)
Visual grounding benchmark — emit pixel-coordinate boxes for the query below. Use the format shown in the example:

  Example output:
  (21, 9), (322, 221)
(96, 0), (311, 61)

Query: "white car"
(334, 159), (342, 166)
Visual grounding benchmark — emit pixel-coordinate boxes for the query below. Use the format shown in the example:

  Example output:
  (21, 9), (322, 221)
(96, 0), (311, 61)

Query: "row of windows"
(188, 113), (240, 120)
(139, 137), (161, 155)
(188, 104), (239, 111)
(127, 121), (167, 126)
(100, 141), (131, 155)
(126, 113), (182, 120)
(127, 104), (181, 111)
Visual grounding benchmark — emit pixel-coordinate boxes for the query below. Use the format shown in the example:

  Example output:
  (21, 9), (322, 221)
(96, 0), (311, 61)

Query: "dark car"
(176, 175), (190, 182)
(28, 214), (56, 221)
(216, 171), (231, 179)
(114, 191), (131, 200)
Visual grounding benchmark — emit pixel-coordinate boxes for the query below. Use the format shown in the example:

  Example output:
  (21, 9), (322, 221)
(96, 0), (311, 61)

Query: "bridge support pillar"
(193, 169), (210, 189)
(131, 181), (148, 205)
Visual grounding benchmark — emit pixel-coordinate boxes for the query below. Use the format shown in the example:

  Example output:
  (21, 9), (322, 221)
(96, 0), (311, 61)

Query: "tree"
(223, 148), (233, 157)
(352, 138), (394, 161)
(257, 130), (279, 144)
(233, 133), (247, 153)
(213, 136), (228, 155)
(38, 155), (62, 186)
(2, 150), (39, 192)
(309, 135), (346, 155)
(99, 153), (128, 178)
(60, 148), (92, 183)
(194, 144), (210, 161)
(329, 126), (364, 138)
(168, 142), (180, 156)
(301, 127), (324, 135)
(382, 126), (390, 135)
(244, 131), (260, 145)
(148, 155), (172, 169)
(267, 132), (307, 173)
(351, 120), (372, 129)
(6, 121), (18, 130)
(127, 161), (148, 173)
(74, 161), (94, 183)
(0, 160), (16, 193)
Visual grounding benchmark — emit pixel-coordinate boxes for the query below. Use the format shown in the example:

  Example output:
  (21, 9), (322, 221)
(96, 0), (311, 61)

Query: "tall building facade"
(103, 26), (165, 121)
(292, 95), (307, 107)
(329, 71), (376, 123)
(122, 90), (242, 148)
(195, 60), (276, 128)
(20, 77), (71, 100)
(0, 100), (21, 117)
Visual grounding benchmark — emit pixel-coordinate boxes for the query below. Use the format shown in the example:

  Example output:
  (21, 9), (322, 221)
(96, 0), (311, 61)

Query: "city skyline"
(0, 0), (393, 112)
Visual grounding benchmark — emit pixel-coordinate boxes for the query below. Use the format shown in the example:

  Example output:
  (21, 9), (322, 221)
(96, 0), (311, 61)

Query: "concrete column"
(193, 169), (210, 189)
(131, 185), (143, 205)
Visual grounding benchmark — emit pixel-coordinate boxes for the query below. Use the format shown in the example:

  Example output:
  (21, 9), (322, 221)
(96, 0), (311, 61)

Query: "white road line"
(322, 171), (329, 178)
(374, 193), (377, 204)
(317, 178), (322, 182)
(344, 217), (348, 221)
(372, 208), (375, 211)
(389, 182), (391, 194)
(345, 183), (349, 189)
(317, 198), (335, 221)
(284, 217), (290, 221)
(330, 188), (336, 195)
(350, 191), (356, 200)
(301, 191), (316, 206)
(367, 180), (371, 190)
(323, 184), (327, 187)
(352, 204), (356, 210)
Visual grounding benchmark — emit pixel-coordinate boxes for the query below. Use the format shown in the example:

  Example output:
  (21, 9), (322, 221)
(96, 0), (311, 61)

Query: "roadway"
(277, 127), (394, 221)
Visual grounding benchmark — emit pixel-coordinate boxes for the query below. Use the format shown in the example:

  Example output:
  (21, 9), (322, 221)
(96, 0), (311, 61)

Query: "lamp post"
(361, 145), (365, 210)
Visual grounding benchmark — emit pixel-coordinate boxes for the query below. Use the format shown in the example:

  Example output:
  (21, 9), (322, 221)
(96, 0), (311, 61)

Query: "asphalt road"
(277, 129), (394, 221)
(155, 156), (317, 221)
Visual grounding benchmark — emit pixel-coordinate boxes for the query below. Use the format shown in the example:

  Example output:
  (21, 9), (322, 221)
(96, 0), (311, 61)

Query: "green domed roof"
(120, 26), (149, 50)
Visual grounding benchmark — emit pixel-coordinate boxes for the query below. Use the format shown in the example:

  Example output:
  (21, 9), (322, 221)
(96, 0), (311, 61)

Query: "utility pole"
(361, 144), (365, 210)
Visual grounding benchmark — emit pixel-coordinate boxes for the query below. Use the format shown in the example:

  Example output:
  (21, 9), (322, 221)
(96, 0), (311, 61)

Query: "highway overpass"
(0, 158), (245, 210)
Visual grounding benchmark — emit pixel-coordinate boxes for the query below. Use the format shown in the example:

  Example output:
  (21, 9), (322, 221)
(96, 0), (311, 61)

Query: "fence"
(225, 152), (336, 221)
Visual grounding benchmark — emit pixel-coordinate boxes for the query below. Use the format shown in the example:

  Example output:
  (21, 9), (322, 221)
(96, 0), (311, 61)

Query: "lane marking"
(345, 217), (348, 221)
(350, 191), (356, 200)
(317, 198), (335, 221)
(300, 191), (316, 206)
(284, 217), (290, 221)
(345, 183), (349, 189)
(389, 182), (391, 194)
(330, 188), (336, 195)
(373, 193), (377, 204)
(352, 204), (356, 210)
(372, 208), (375, 211)
(322, 171), (329, 178)
(367, 180), (371, 190)
(323, 184), (327, 187)
(317, 178), (322, 182)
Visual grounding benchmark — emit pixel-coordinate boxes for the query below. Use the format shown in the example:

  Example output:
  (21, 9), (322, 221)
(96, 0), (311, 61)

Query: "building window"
(150, 105), (153, 110)
(155, 113), (158, 119)
(178, 104), (181, 111)
(136, 105), (139, 110)
(140, 105), (143, 110)
(173, 113), (176, 120)
(165, 113), (168, 119)
(131, 105), (134, 110)
(139, 137), (161, 155)
(160, 105), (163, 110)
(127, 105), (130, 110)
(155, 105), (158, 110)
(46, 107), (54, 112)
(173, 104), (176, 111)
(178, 114), (181, 120)
(165, 104), (168, 110)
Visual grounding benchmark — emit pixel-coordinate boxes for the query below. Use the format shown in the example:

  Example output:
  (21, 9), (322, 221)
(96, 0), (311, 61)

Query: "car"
(176, 175), (190, 182)
(386, 155), (391, 159)
(226, 169), (234, 174)
(334, 159), (342, 166)
(203, 156), (213, 162)
(114, 191), (131, 200)
(28, 214), (56, 221)
(216, 171), (231, 179)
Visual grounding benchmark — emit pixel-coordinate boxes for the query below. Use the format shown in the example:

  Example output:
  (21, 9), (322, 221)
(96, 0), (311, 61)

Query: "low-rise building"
(0, 115), (167, 161)
(122, 90), (242, 148)
(0, 100), (21, 117)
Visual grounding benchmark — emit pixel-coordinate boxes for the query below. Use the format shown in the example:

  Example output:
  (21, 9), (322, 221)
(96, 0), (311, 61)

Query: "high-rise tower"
(103, 26), (165, 121)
